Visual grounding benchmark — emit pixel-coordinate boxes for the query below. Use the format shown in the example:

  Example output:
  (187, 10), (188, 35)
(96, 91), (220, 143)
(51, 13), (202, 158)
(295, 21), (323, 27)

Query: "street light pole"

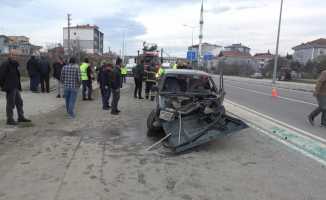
(272, 0), (284, 84)
(67, 14), (71, 58)
(183, 24), (196, 47)
(198, 0), (204, 68)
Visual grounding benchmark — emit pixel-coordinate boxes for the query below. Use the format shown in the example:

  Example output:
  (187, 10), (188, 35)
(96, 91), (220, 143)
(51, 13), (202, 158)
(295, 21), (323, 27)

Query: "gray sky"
(1, 0), (325, 57)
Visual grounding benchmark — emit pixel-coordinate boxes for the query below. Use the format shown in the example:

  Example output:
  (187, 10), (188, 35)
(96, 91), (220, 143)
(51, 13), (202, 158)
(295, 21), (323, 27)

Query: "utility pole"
(67, 14), (71, 58)
(272, 0), (284, 84)
(198, 0), (204, 69)
(161, 48), (164, 64)
(122, 30), (126, 63)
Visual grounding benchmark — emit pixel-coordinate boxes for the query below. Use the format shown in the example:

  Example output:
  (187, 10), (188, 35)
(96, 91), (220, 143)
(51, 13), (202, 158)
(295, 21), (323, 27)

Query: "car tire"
(147, 109), (163, 137)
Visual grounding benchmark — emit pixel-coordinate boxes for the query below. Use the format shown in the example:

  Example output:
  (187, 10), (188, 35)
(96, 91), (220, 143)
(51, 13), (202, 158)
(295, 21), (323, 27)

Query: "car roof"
(164, 69), (210, 76)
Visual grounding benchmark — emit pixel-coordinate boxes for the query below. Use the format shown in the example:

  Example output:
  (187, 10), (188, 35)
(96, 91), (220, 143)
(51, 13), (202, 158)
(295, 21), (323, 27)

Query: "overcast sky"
(1, 0), (326, 57)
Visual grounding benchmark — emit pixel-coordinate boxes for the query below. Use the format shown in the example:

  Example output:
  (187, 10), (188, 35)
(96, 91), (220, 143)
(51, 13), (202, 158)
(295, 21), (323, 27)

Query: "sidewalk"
(223, 75), (315, 92)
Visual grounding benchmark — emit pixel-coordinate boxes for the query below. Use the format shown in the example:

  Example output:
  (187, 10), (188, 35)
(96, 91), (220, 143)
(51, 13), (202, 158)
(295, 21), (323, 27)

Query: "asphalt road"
(213, 76), (325, 139)
(211, 77), (326, 138)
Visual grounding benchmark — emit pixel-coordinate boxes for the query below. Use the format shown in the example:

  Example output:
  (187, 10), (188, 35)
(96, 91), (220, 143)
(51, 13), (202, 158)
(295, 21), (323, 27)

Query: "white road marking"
(225, 100), (326, 166)
(224, 79), (314, 94)
(226, 84), (318, 106)
(225, 99), (326, 145)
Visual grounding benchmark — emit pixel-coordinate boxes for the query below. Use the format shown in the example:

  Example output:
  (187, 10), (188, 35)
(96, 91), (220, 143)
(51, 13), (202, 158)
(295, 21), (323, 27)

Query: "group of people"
(26, 56), (51, 93)
(1, 54), (325, 128)
(60, 57), (123, 117)
(132, 60), (165, 100)
(97, 58), (123, 115)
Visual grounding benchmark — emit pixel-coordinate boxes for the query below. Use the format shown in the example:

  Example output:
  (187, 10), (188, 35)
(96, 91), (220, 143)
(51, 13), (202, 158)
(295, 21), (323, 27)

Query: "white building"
(293, 38), (326, 64)
(224, 43), (251, 54)
(254, 51), (274, 69)
(188, 43), (223, 58)
(63, 24), (104, 55)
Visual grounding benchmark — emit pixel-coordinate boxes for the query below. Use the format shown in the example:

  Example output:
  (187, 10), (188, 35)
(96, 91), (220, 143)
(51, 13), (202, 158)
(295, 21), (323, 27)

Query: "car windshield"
(162, 74), (214, 94)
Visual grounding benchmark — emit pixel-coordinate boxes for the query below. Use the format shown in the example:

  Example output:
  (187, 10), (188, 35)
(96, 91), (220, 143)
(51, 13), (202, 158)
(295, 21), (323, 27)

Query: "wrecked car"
(147, 69), (247, 153)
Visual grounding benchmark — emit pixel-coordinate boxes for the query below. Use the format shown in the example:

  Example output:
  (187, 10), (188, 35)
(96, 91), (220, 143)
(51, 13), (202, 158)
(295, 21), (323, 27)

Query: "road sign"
(187, 51), (197, 61)
(204, 53), (213, 61)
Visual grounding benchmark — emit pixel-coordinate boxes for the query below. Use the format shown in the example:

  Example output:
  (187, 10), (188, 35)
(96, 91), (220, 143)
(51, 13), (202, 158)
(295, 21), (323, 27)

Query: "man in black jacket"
(52, 57), (65, 98)
(26, 56), (40, 92)
(39, 56), (51, 93)
(133, 59), (144, 99)
(110, 58), (122, 115)
(98, 63), (112, 110)
(0, 55), (31, 125)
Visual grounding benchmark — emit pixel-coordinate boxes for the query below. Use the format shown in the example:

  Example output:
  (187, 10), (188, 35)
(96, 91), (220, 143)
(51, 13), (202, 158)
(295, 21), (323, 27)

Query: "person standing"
(39, 56), (51, 93)
(80, 58), (90, 100)
(133, 60), (144, 99)
(309, 67), (326, 127)
(0, 55), (31, 125)
(110, 58), (122, 115)
(98, 63), (112, 110)
(60, 57), (81, 118)
(26, 56), (40, 92)
(87, 62), (94, 100)
(121, 64), (127, 85)
(52, 57), (65, 98)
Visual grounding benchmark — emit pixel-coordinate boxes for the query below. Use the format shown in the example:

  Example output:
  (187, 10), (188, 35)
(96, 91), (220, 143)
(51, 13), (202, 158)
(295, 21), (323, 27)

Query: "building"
(188, 43), (223, 59)
(293, 38), (326, 64)
(0, 35), (10, 54)
(224, 43), (251, 54)
(254, 51), (274, 69)
(63, 24), (104, 55)
(0, 35), (41, 55)
(219, 50), (257, 68)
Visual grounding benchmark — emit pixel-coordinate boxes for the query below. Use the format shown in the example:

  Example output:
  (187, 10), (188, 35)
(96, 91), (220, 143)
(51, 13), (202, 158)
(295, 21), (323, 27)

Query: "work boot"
(145, 95), (149, 100)
(150, 96), (155, 101)
(56, 94), (61, 98)
(308, 115), (314, 126)
(111, 111), (119, 115)
(18, 118), (32, 123)
(7, 119), (18, 126)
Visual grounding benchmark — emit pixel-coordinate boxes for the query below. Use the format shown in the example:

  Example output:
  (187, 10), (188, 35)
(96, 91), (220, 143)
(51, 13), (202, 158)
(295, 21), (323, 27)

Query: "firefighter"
(145, 63), (157, 101)
(156, 64), (165, 79)
(172, 63), (178, 69)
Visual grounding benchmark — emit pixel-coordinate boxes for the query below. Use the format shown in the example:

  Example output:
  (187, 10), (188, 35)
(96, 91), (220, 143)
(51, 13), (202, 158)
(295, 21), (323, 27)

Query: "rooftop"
(293, 38), (326, 50)
(64, 24), (99, 30)
(219, 51), (252, 58)
(254, 51), (273, 58)
(225, 43), (250, 49)
(190, 43), (222, 48)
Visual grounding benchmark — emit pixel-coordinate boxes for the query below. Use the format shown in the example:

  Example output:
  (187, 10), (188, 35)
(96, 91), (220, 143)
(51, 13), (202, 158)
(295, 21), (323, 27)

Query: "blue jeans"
(30, 74), (40, 91)
(101, 87), (111, 109)
(64, 88), (78, 118)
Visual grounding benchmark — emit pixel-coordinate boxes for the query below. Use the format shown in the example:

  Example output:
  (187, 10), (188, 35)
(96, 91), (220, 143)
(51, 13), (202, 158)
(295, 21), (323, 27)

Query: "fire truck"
(138, 42), (161, 69)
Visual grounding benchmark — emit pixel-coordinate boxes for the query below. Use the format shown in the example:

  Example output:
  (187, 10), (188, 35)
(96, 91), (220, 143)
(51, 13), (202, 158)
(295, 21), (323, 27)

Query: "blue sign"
(204, 53), (214, 61)
(187, 51), (197, 61)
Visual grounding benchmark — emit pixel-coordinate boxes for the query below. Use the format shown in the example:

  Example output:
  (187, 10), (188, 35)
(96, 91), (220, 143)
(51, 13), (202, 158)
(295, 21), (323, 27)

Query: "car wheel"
(147, 109), (163, 137)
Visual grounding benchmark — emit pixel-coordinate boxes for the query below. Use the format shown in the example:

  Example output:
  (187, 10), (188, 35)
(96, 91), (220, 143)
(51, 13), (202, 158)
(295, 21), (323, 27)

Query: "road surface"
(215, 76), (325, 139)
